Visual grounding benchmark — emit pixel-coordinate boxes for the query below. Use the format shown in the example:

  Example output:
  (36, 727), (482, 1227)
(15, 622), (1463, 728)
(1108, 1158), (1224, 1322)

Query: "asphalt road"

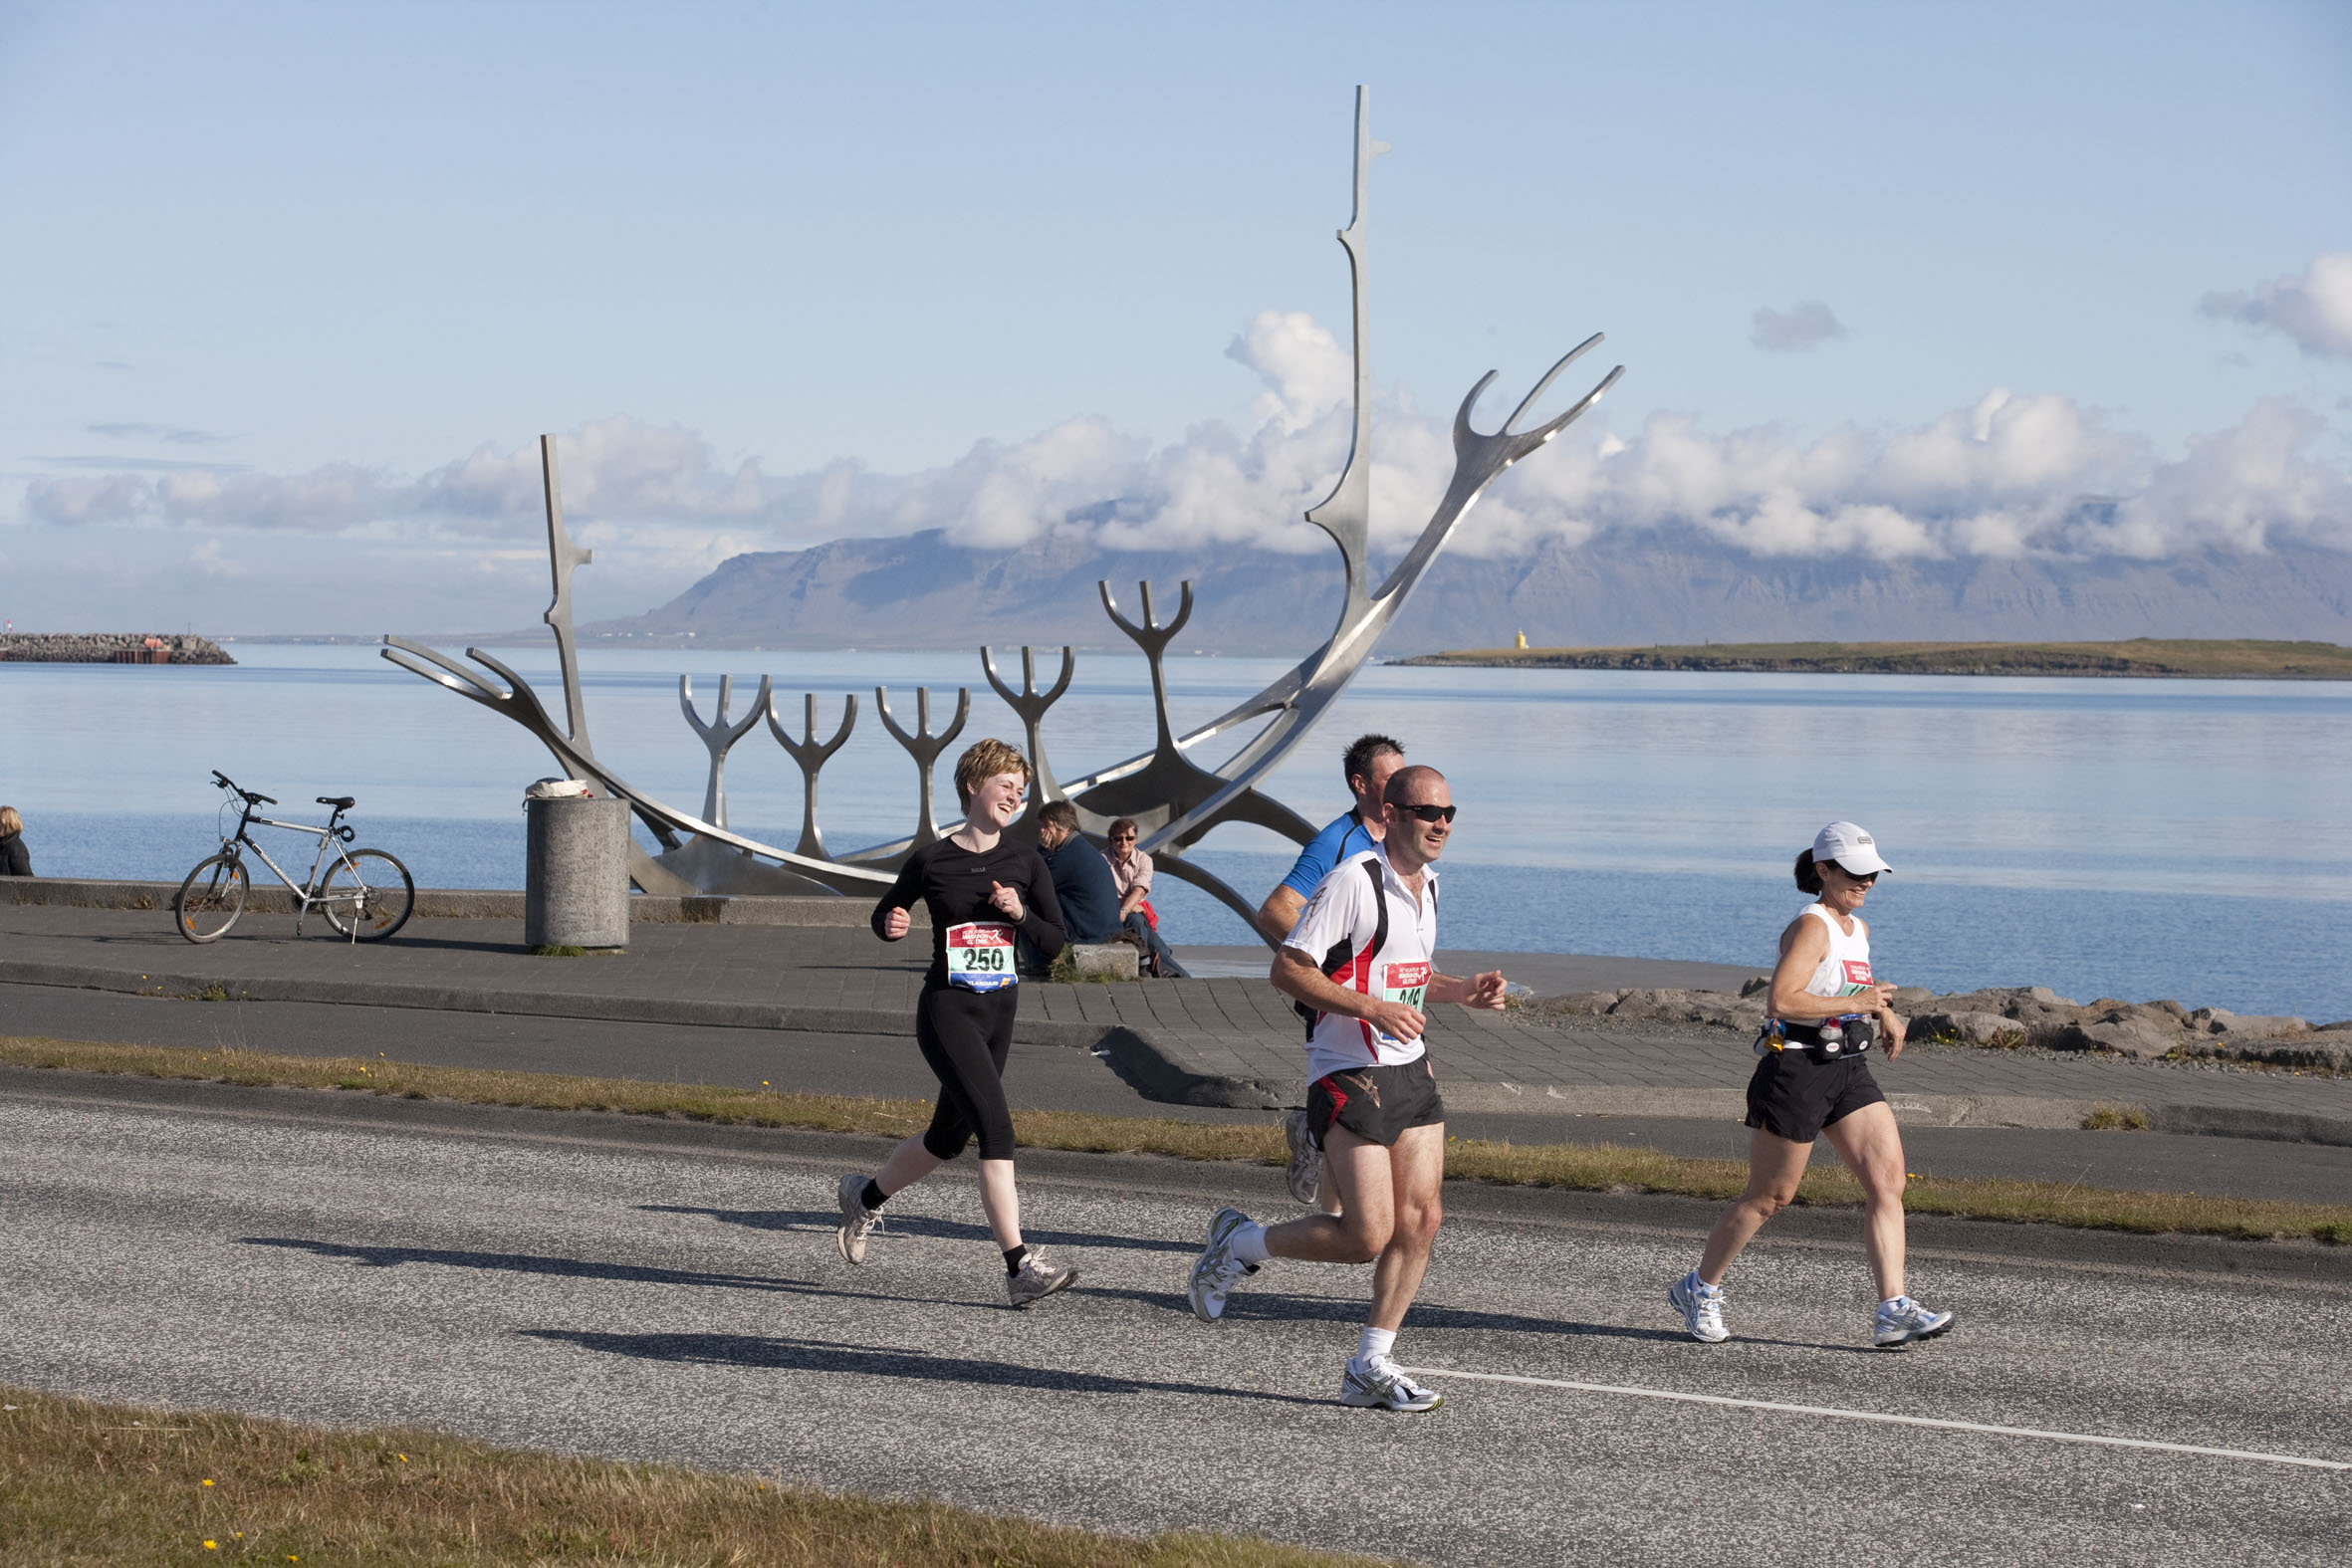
(1, 1081), (2344, 1566)
(9, 981), (2352, 1204)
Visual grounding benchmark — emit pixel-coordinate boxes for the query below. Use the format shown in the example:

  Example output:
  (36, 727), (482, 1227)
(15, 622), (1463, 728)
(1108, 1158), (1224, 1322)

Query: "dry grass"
(4, 1035), (2347, 1245)
(0, 1385), (1375, 1567)
(2081, 1104), (2154, 1131)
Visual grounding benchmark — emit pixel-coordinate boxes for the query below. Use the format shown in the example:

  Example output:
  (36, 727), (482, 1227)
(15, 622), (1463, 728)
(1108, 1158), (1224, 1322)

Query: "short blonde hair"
(953, 738), (1032, 810)
(0, 806), (20, 837)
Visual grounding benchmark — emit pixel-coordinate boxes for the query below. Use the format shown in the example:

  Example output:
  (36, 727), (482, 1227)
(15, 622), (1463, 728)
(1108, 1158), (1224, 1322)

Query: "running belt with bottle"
(1765, 903), (1877, 1058)
(1287, 844), (1439, 1083)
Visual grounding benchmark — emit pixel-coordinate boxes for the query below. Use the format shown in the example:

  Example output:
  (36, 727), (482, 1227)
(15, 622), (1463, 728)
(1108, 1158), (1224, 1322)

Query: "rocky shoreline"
(1534, 983), (2352, 1072)
(0, 633), (235, 665)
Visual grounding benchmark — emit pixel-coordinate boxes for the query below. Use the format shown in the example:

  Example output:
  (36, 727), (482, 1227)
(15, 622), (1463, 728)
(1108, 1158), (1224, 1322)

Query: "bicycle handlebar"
(210, 771), (274, 806)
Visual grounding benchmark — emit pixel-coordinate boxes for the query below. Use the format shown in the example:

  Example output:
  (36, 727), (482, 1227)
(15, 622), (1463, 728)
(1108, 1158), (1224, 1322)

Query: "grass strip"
(0, 1384), (1376, 1567)
(5, 1034), (2347, 1245)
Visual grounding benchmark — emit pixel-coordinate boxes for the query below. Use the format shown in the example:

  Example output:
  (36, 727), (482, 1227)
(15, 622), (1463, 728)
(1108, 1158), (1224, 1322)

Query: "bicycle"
(173, 771), (415, 944)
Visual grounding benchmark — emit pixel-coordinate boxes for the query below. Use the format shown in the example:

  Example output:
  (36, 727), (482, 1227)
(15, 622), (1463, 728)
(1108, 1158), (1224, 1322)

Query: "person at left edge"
(836, 738), (1079, 1309)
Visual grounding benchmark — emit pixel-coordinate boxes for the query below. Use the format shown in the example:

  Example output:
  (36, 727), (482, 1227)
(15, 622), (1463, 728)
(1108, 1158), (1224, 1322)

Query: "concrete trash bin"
(524, 791), (629, 951)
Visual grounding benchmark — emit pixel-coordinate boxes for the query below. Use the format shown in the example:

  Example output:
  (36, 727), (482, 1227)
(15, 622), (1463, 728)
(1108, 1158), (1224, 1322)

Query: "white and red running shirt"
(1282, 842), (1440, 1081)
(1793, 903), (1873, 1016)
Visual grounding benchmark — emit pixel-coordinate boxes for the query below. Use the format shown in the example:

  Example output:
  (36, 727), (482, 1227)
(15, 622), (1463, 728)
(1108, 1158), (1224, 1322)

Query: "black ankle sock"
(860, 1179), (888, 1212)
(1004, 1244), (1030, 1276)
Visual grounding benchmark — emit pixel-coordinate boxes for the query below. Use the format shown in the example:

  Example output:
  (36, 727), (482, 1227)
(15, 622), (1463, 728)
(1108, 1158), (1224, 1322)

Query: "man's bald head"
(1382, 765), (1447, 806)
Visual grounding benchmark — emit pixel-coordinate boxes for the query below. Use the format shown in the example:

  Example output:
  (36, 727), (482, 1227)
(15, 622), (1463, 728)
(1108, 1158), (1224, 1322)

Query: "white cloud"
(17, 310), (2350, 582)
(2200, 252), (2352, 361)
(1750, 300), (1847, 352)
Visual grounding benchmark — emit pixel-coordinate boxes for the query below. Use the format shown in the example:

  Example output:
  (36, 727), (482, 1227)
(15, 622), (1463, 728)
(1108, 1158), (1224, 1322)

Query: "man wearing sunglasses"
(1186, 765), (1507, 1412)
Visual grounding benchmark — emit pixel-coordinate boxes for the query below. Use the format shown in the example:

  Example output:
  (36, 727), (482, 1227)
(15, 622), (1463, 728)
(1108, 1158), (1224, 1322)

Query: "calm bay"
(4, 644), (2346, 1022)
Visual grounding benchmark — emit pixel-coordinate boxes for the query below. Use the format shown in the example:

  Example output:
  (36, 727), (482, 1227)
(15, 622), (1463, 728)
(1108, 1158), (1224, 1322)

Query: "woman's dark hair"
(1793, 849), (1822, 895)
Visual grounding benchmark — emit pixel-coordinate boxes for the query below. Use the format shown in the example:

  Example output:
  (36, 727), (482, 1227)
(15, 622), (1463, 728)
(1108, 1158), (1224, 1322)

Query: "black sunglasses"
(1397, 803), (1457, 824)
(1828, 864), (1878, 884)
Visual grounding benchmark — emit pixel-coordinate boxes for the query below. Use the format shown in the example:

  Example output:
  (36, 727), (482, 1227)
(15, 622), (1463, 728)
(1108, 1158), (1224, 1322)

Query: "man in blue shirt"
(1253, 734), (1406, 945)
(1254, 733), (1406, 1209)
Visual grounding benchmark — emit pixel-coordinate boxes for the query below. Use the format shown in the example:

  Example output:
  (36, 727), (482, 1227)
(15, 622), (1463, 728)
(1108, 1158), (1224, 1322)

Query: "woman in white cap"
(1668, 822), (1955, 1350)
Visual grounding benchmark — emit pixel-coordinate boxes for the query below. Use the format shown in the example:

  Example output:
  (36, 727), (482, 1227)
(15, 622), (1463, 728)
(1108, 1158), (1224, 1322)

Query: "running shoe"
(1007, 1251), (1079, 1308)
(1283, 1108), (1322, 1207)
(1187, 1207), (1258, 1322)
(1338, 1356), (1442, 1413)
(1668, 1270), (1730, 1343)
(834, 1173), (879, 1265)
(1874, 1295), (1956, 1349)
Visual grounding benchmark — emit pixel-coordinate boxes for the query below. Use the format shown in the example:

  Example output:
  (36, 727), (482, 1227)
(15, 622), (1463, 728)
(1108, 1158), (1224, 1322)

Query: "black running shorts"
(1744, 1050), (1886, 1144)
(1307, 1058), (1446, 1150)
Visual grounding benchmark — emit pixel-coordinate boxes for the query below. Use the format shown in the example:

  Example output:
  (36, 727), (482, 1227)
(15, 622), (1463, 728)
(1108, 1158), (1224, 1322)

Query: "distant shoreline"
(0, 633), (234, 666)
(1393, 638), (2352, 680)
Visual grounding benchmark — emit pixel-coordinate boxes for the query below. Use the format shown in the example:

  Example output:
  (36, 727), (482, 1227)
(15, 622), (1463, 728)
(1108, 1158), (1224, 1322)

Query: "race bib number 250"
(946, 922), (1017, 991)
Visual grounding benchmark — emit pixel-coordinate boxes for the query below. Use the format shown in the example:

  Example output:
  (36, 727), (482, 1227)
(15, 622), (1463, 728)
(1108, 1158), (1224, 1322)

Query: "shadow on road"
(521, 1328), (1326, 1406)
(642, 1204), (1200, 1256)
(240, 1235), (865, 1302)
(1076, 1281), (1859, 1353)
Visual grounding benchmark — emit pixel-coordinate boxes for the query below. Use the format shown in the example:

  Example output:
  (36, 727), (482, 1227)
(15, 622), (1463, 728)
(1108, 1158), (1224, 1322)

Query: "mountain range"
(579, 529), (2352, 655)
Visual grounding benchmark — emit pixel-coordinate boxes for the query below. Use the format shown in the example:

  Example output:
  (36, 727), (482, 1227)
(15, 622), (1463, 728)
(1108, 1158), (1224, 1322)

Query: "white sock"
(1687, 1268), (1721, 1297)
(1355, 1326), (1397, 1366)
(1231, 1222), (1271, 1266)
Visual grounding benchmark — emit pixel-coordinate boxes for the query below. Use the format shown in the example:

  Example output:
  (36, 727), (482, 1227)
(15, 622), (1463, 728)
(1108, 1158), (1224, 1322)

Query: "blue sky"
(2, 0), (2347, 631)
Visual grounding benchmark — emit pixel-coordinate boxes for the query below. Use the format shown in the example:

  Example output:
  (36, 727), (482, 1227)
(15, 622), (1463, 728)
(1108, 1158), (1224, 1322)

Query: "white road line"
(1395, 1367), (2352, 1473)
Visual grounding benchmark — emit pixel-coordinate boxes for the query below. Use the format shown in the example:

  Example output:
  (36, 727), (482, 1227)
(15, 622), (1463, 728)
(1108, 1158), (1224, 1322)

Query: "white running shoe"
(1283, 1108), (1322, 1207)
(1188, 1207), (1258, 1322)
(1669, 1270), (1730, 1343)
(834, 1173), (879, 1265)
(1874, 1295), (1956, 1349)
(1008, 1251), (1079, 1308)
(1338, 1356), (1442, 1412)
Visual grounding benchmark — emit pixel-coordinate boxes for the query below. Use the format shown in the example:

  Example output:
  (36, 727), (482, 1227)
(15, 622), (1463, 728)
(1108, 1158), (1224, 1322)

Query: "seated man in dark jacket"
(1037, 800), (1122, 941)
(1021, 800), (1124, 973)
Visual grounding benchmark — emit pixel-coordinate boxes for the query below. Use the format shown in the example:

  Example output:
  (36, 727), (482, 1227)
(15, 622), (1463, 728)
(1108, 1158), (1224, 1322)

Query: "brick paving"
(3, 903), (2347, 1137)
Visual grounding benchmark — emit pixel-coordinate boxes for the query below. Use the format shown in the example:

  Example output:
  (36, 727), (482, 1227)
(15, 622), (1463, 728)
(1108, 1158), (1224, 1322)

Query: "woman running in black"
(834, 738), (1077, 1307)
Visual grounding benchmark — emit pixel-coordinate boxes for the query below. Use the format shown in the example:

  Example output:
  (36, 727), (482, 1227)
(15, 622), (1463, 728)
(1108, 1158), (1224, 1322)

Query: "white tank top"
(1796, 903), (1874, 1008)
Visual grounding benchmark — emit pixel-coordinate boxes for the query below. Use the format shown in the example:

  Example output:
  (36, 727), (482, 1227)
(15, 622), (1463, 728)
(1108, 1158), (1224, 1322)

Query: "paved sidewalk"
(3, 902), (2348, 1145)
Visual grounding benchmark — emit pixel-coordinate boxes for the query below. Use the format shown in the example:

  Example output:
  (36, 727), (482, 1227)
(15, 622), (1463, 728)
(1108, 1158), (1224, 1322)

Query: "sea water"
(3, 643), (2346, 1021)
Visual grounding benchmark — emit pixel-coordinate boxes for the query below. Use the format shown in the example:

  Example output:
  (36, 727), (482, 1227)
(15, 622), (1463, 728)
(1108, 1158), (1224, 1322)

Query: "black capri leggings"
(916, 984), (1019, 1162)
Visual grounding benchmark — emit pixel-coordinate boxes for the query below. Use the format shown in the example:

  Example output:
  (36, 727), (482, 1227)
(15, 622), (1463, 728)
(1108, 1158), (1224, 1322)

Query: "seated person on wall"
(1104, 816), (1189, 979)
(1020, 800), (1124, 974)
(0, 806), (29, 877)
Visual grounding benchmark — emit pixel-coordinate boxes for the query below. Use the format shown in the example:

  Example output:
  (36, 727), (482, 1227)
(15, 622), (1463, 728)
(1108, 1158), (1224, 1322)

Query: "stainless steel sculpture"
(766, 692), (856, 861)
(872, 685), (969, 865)
(382, 86), (1619, 938)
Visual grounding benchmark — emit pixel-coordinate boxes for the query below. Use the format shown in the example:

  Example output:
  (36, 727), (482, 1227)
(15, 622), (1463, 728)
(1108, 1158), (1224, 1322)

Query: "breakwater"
(0, 633), (234, 665)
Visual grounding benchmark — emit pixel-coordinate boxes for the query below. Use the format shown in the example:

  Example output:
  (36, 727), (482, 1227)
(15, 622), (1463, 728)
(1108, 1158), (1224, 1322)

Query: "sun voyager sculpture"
(382, 87), (1622, 941)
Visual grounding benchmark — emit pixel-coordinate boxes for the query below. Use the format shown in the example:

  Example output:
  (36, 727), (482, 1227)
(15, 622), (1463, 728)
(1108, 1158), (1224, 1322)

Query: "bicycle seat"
(317, 795), (355, 810)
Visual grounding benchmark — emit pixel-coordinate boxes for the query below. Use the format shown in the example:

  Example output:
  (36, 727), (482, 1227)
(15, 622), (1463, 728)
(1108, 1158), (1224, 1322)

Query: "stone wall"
(0, 633), (235, 665)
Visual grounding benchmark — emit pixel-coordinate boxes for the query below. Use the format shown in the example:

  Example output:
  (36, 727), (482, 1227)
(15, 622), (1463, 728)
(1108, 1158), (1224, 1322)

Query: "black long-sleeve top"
(0, 833), (29, 877)
(871, 834), (1065, 989)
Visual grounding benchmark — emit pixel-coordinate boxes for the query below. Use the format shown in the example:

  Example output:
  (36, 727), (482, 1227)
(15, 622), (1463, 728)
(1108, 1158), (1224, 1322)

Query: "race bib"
(945, 922), (1017, 991)
(1382, 961), (1430, 1009)
(1837, 959), (1874, 996)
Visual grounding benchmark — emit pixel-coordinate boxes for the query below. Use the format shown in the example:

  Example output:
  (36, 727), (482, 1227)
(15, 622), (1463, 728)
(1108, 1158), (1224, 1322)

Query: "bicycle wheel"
(317, 848), (415, 941)
(174, 852), (249, 943)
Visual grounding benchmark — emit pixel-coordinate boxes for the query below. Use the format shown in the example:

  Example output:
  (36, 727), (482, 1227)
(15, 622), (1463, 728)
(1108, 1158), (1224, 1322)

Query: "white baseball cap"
(1813, 821), (1893, 877)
